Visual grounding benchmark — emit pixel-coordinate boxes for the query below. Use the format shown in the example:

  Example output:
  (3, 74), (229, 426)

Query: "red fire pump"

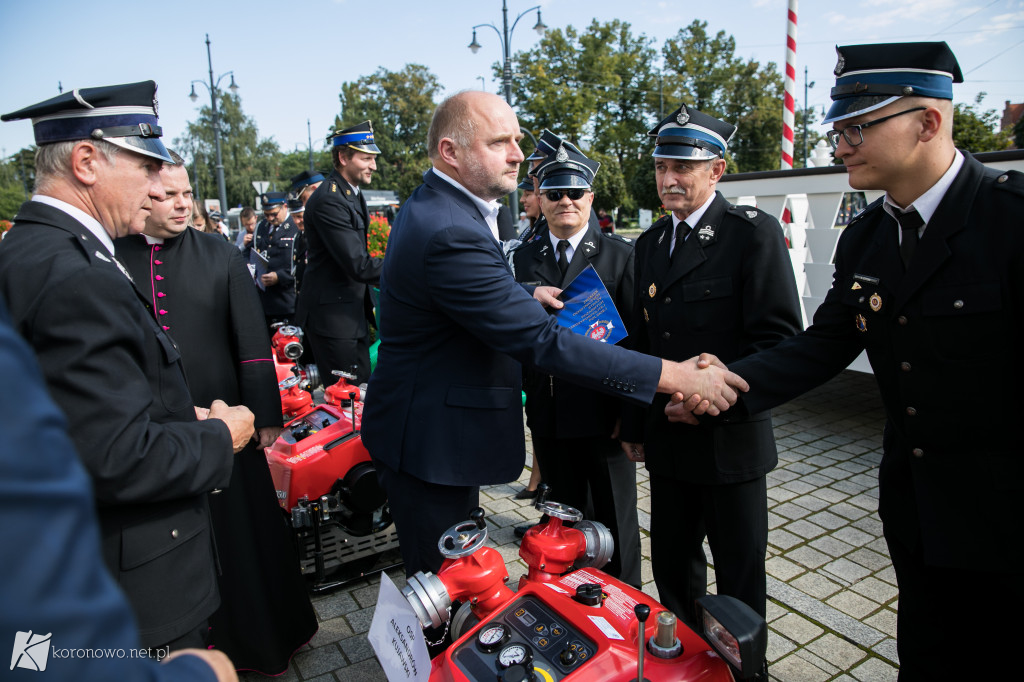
(402, 489), (767, 682)
(264, 369), (400, 591)
(270, 325), (321, 418)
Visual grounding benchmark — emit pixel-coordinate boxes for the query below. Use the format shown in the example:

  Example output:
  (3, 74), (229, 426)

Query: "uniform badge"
(834, 47), (846, 76)
(648, 283), (657, 298)
(643, 308), (649, 322)
(345, 189), (352, 196)
(584, 240), (595, 251)
(657, 231), (665, 245)
(855, 314), (867, 332)
(851, 282), (862, 290)
(93, 250), (111, 263)
(746, 210), (757, 219)
(153, 93), (159, 117)
(676, 106), (690, 126)
(556, 144), (569, 163)
(869, 293), (882, 312)
(587, 320), (614, 342)
(331, 182), (337, 192)
(697, 225), (716, 243)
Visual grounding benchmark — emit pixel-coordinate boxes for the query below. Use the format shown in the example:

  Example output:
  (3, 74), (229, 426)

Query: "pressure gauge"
(497, 643), (533, 669)
(476, 623), (510, 653)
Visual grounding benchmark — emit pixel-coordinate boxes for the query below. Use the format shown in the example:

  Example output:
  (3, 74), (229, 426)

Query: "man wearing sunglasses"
(669, 42), (1024, 680)
(254, 191), (298, 333)
(512, 144), (643, 587)
(620, 104), (801, 663)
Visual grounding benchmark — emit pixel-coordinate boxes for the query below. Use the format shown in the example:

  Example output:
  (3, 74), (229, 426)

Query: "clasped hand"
(661, 353), (748, 425)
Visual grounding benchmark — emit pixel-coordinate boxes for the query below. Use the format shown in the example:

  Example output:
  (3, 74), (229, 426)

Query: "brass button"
(906, 407), (917, 416)
(912, 448), (924, 458)
(171, 529), (179, 539)
(953, 300), (964, 310)
(900, 362), (911, 372)
(897, 316), (908, 326)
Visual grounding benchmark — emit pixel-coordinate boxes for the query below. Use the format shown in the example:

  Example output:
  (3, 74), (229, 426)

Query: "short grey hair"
(34, 138), (121, 192)
(427, 91), (478, 160)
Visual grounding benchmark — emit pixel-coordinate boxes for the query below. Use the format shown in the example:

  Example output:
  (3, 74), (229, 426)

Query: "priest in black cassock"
(116, 152), (318, 675)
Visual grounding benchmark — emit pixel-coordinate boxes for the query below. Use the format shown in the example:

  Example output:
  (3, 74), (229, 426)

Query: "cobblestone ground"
(241, 369), (896, 682)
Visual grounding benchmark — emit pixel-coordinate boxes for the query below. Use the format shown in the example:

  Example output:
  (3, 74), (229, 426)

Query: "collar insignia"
(746, 210), (757, 219)
(851, 282), (862, 290)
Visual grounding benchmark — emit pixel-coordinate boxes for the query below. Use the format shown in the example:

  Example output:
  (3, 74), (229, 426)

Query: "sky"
(1, 0), (1021, 161)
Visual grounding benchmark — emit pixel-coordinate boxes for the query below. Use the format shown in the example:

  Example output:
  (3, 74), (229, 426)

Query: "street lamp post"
(803, 66), (815, 168)
(189, 33), (238, 214)
(468, 1), (546, 221)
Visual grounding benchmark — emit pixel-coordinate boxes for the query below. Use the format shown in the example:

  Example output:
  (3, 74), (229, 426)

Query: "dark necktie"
(557, 239), (570, 276)
(895, 210), (924, 270)
(672, 223), (692, 261)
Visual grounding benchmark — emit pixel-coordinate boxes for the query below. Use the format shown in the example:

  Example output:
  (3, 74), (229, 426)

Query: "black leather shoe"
(514, 487), (538, 500)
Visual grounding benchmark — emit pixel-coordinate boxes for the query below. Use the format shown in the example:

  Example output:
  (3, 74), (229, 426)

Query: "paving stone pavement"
(240, 370), (898, 681)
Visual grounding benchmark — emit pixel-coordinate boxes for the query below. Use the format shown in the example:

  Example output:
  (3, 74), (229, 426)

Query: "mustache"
(662, 188), (687, 195)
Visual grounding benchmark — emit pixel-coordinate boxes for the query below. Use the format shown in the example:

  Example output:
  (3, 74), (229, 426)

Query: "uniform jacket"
(295, 169), (382, 339)
(116, 228), (282, 428)
(362, 170), (662, 486)
(513, 219), (637, 438)
(0, 201), (233, 646)
(730, 153), (1024, 571)
(253, 214), (298, 316)
(0, 300), (217, 682)
(621, 193), (802, 485)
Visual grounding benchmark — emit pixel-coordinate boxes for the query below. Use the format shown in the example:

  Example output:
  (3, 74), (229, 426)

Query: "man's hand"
(656, 355), (748, 416)
(260, 271), (279, 287)
(257, 425), (282, 449)
(664, 353), (729, 424)
(194, 406), (211, 420)
(242, 232), (253, 247)
(208, 399), (255, 453)
(621, 441), (645, 462)
(162, 649), (238, 682)
(532, 285), (564, 310)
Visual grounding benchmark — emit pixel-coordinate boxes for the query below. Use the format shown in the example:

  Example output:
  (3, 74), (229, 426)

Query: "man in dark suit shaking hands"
(362, 90), (750, 577)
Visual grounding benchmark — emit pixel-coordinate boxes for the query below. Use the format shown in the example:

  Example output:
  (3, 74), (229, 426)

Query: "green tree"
(588, 150), (627, 212)
(0, 148), (34, 219)
(175, 92), (280, 208)
(335, 64), (442, 202)
(662, 21), (785, 172)
(953, 93), (1012, 153)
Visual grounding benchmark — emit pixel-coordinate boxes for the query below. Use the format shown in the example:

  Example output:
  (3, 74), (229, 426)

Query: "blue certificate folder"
(554, 264), (627, 344)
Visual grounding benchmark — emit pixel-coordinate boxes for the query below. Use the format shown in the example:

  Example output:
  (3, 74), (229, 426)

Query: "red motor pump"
(270, 324), (321, 401)
(402, 489), (768, 682)
(264, 371), (399, 590)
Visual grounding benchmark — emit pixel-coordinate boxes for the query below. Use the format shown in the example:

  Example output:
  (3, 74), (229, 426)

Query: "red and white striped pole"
(781, 0), (798, 170)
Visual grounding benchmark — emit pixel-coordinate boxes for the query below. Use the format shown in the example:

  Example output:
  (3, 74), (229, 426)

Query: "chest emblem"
(643, 307), (649, 322)
(855, 314), (867, 332)
(869, 293), (882, 312)
(851, 281), (862, 290)
(648, 283), (657, 298)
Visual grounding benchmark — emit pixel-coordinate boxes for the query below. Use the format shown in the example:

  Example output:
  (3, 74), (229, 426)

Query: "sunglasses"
(544, 189), (586, 202)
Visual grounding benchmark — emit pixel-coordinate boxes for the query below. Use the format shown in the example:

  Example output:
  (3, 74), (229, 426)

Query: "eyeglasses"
(263, 207), (280, 217)
(544, 189), (586, 202)
(826, 107), (927, 150)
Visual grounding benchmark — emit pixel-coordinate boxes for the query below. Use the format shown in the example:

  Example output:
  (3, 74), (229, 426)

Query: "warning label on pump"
(559, 570), (639, 635)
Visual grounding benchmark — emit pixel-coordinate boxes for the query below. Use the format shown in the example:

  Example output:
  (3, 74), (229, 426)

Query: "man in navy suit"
(361, 90), (749, 576)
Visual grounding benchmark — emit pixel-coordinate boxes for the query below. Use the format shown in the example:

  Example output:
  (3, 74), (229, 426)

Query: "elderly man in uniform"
(513, 144), (643, 587)
(361, 90), (749, 579)
(296, 121), (382, 386)
(253, 191), (299, 332)
(0, 81), (254, 652)
(672, 42), (1024, 680)
(620, 105), (801, 652)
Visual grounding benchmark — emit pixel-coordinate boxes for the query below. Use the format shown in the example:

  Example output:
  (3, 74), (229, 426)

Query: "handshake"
(658, 353), (747, 424)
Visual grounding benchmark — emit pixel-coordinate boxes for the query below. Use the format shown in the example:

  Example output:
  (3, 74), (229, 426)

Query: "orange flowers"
(367, 215), (391, 259)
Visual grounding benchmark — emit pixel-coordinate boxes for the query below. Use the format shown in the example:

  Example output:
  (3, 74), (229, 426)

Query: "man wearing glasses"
(620, 104), (800, 665)
(512, 144), (643, 588)
(669, 42), (1024, 679)
(254, 191), (298, 332)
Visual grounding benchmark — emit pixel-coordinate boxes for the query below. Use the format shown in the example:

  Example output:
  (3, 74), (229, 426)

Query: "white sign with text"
(368, 573), (430, 681)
